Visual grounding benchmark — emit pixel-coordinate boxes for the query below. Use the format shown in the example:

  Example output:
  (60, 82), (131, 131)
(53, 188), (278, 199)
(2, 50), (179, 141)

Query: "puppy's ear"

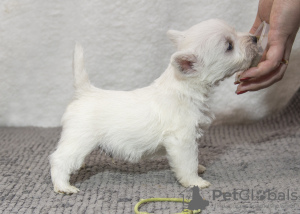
(167, 30), (183, 47)
(171, 51), (198, 75)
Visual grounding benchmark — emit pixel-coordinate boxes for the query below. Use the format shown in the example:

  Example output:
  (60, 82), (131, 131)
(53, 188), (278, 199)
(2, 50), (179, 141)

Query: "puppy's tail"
(73, 43), (91, 92)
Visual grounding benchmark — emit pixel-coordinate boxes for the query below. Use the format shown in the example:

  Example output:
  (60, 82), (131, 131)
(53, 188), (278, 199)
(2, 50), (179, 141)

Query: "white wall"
(1, 0), (299, 127)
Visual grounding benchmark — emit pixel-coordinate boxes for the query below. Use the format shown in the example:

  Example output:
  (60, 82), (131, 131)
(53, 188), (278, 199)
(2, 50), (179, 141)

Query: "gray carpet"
(1, 89), (300, 214)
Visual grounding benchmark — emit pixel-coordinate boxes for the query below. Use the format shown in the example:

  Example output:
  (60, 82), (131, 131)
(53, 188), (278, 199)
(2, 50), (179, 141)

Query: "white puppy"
(50, 19), (259, 194)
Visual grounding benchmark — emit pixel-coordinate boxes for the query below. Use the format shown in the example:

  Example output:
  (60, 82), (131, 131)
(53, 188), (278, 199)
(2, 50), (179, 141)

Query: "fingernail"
(240, 77), (252, 81)
(236, 90), (248, 95)
(234, 81), (240, 85)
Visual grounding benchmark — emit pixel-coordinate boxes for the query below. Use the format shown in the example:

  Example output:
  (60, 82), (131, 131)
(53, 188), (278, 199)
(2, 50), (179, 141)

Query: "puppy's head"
(168, 19), (259, 85)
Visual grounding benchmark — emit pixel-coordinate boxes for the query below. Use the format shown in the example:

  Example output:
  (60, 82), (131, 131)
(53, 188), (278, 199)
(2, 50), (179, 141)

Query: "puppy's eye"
(227, 42), (233, 51)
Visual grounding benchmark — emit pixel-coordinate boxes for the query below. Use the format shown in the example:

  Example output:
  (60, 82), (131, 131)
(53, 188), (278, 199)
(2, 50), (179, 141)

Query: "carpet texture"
(1, 89), (300, 214)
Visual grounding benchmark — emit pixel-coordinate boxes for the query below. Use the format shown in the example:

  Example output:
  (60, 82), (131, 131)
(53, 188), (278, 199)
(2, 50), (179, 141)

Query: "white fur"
(49, 19), (259, 194)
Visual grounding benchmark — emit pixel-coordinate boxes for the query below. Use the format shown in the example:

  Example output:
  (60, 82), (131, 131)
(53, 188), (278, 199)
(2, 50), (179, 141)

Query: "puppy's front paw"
(180, 177), (211, 189)
(196, 179), (211, 189)
(198, 164), (206, 174)
(54, 185), (80, 195)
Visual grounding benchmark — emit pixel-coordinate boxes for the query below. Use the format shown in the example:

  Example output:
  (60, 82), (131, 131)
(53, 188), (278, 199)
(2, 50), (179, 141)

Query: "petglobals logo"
(179, 186), (210, 212)
(212, 189), (300, 201)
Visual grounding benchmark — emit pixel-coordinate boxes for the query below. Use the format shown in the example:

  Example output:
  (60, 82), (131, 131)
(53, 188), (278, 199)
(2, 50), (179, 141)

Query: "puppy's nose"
(251, 36), (258, 43)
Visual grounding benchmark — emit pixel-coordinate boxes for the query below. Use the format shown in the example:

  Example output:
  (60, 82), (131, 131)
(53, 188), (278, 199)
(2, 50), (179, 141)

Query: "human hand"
(236, 0), (300, 95)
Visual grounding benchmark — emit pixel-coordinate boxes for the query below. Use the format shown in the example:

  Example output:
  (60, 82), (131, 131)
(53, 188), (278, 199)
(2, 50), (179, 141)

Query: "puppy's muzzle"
(251, 36), (258, 44)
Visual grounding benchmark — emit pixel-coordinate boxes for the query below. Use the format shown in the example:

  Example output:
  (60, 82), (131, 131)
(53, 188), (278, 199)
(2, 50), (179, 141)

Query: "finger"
(234, 71), (243, 84)
(249, 15), (262, 35)
(237, 63), (287, 91)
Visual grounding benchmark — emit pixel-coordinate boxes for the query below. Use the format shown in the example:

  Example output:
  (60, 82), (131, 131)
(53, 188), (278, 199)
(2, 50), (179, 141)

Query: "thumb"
(250, 15), (262, 35)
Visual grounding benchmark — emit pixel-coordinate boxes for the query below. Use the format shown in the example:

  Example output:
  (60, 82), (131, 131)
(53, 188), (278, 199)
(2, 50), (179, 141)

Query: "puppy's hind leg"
(198, 164), (206, 174)
(49, 130), (98, 194)
(165, 134), (210, 189)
